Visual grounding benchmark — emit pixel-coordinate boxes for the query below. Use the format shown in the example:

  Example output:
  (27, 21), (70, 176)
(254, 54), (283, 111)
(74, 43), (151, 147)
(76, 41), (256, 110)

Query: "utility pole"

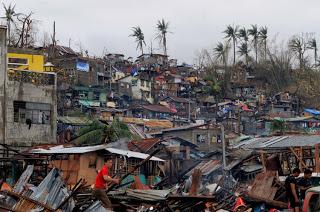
(188, 89), (191, 122)
(221, 124), (226, 171)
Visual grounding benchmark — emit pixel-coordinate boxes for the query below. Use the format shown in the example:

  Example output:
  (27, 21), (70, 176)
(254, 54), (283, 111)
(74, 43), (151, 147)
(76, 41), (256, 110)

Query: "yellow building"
(7, 47), (45, 72)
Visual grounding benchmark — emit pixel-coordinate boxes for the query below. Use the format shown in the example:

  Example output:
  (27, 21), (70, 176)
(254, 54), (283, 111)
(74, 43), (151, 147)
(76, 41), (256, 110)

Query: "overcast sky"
(2, 0), (320, 64)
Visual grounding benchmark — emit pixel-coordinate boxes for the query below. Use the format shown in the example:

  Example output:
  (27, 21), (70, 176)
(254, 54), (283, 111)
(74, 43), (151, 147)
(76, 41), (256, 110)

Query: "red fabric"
(95, 165), (109, 189)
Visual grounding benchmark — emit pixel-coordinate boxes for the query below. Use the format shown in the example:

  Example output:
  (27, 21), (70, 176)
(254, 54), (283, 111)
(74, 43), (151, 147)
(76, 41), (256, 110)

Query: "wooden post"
(290, 147), (307, 169)
(315, 144), (319, 173)
(260, 151), (266, 172)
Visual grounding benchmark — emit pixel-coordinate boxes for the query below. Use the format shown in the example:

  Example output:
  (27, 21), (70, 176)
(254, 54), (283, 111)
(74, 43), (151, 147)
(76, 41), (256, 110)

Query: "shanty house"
(151, 124), (222, 152)
(30, 144), (164, 187)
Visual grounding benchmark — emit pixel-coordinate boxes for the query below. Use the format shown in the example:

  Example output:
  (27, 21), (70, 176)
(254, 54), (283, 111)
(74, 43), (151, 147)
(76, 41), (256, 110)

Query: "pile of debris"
(0, 165), (89, 212)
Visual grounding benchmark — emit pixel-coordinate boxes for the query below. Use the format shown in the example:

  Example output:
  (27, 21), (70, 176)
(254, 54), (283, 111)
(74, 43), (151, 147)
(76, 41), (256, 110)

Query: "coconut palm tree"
(213, 42), (227, 68)
(309, 38), (318, 67)
(238, 27), (249, 43)
(289, 36), (311, 70)
(223, 25), (239, 66)
(130, 26), (146, 55)
(248, 24), (259, 63)
(1, 3), (19, 45)
(259, 26), (268, 61)
(73, 119), (132, 146)
(156, 19), (170, 56)
(238, 43), (250, 65)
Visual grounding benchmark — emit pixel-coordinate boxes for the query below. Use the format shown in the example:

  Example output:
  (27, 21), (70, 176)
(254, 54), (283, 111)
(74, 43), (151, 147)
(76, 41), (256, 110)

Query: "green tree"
(73, 119), (132, 146)
(223, 25), (239, 66)
(1, 3), (19, 45)
(271, 119), (286, 135)
(204, 74), (222, 115)
(309, 38), (317, 67)
(156, 19), (170, 56)
(130, 26), (146, 55)
(248, 24), (259, 63)
(259, 26), (268, 61)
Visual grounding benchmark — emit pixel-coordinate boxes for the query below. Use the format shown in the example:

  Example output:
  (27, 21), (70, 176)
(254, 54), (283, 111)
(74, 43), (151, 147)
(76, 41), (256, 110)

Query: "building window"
(146, 81), (150, 88)
(8, 58), (28, 66)
(14, 101), (51, 125)
(196, 134), (206, 143)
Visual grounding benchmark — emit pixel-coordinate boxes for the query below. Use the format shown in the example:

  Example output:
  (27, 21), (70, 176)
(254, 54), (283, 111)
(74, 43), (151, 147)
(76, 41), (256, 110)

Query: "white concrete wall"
(0, 27), (57, 147)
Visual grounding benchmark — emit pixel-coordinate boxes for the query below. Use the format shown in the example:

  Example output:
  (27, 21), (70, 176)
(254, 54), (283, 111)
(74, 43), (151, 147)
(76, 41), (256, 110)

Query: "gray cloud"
(3, 0), (320, 63)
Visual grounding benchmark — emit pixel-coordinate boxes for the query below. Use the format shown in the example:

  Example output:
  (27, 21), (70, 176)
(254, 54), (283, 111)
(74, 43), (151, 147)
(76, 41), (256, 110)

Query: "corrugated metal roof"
(128, 138), (160, 152)
(236, 135), (320, 150)
(30, 144), (108, 154)
(23, 168), (74, 211)
(84, 201), (109, 212)
(106, 148), (164, 162)
(30, 144), (164, 161)
(186, 160), (221, 176)
(13, 165), (34, 194)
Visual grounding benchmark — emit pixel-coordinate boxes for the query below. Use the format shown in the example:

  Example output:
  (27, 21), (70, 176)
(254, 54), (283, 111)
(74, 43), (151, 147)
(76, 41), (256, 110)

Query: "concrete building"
(117, 75), (154, 103)
(0, 27), (57, 150)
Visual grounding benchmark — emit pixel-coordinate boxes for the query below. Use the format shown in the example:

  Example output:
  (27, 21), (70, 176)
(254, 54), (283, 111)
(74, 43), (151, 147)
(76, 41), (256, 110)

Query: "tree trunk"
(255, 39), (258, 63)
(264, 40), (267, 61)
(233, 39), (236, 66)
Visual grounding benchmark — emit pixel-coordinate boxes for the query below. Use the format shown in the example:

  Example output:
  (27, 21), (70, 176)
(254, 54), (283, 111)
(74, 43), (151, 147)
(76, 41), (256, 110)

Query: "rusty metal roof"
(143, 104), (175, 114)
(128, 138), (161, 153)
(186, 160), (221, 177)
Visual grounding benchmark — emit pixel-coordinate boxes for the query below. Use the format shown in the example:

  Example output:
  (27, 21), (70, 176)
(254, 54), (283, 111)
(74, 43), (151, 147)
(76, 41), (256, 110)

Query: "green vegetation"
(73, 119), (132, 146)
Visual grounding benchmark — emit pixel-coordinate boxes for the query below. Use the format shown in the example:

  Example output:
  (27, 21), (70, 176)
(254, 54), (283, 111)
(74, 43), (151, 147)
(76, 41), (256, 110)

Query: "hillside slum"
(2, 17), (320, 212)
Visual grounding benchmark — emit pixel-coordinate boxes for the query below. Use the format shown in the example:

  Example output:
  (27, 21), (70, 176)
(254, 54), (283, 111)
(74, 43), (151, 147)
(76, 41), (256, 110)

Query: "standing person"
(285, 168), (301, 212)
(298, 169), (312, 201)
(93, 157), (120, 210)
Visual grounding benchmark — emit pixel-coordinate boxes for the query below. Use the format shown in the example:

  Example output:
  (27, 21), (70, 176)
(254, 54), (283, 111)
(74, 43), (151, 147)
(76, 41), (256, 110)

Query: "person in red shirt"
(93, 157), (120, 209)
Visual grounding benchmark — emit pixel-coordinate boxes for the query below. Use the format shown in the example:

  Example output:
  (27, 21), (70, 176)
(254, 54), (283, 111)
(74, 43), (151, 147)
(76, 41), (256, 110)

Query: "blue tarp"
(304, 108), (320, 115)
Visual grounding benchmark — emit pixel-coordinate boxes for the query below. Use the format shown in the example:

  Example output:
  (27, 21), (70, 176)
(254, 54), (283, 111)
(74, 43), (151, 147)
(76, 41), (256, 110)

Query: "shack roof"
(161, 96), (194, 104)
(128, 138), (161, 153)
(185, 160), (221, 177)
(143, 104), (175, 114)
(233, 135), (320, 150)
(30, 145), (164, 161)
(106, 148), (164, 162)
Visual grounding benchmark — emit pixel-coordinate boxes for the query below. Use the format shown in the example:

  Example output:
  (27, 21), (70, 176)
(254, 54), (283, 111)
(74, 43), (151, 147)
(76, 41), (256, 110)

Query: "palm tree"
(73, 119), (132, 146)
(223, 25), (239, 65)
(130, 26), (146, 55)
(238, 42), (250, 65)
(238, 27), (248, 43)
(309, 38), (317, 67)
(289, 36), (310, 70)
(259, 26), (268, 61)
(156, 19), (170, 56)
(248, 24), (259, 63)
(214, 42), (227, 68)
(1, 3), (19, 45)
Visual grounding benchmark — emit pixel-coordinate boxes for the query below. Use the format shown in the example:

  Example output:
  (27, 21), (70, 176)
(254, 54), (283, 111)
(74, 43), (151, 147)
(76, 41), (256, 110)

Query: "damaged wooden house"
(28, 144), (164, 187)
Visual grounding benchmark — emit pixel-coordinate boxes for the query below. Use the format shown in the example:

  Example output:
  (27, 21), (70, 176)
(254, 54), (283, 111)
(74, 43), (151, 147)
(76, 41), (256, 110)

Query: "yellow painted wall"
(8, 52), (44, 72)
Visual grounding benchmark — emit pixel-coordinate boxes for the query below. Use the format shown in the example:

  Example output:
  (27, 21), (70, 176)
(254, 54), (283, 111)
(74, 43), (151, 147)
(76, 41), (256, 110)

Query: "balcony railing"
(8, 69), (56, 86)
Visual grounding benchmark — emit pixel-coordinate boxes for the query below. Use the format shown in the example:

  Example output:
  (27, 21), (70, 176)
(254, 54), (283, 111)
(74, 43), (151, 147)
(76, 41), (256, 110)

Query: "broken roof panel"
(105, 147), (164, 162)
(30, 144), (108, 154)
(186, 160), (221, 177)
(128, 138), (161, 153)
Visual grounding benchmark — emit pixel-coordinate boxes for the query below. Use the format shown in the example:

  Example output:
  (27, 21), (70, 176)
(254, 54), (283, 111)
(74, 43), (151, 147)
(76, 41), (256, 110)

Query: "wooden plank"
(315, 144), (319, 172)
(290, 147), (307, 169)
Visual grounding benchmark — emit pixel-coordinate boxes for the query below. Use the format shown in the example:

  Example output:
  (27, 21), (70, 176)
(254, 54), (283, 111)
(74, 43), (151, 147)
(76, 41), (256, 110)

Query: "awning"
(79, 100), (100, 107)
